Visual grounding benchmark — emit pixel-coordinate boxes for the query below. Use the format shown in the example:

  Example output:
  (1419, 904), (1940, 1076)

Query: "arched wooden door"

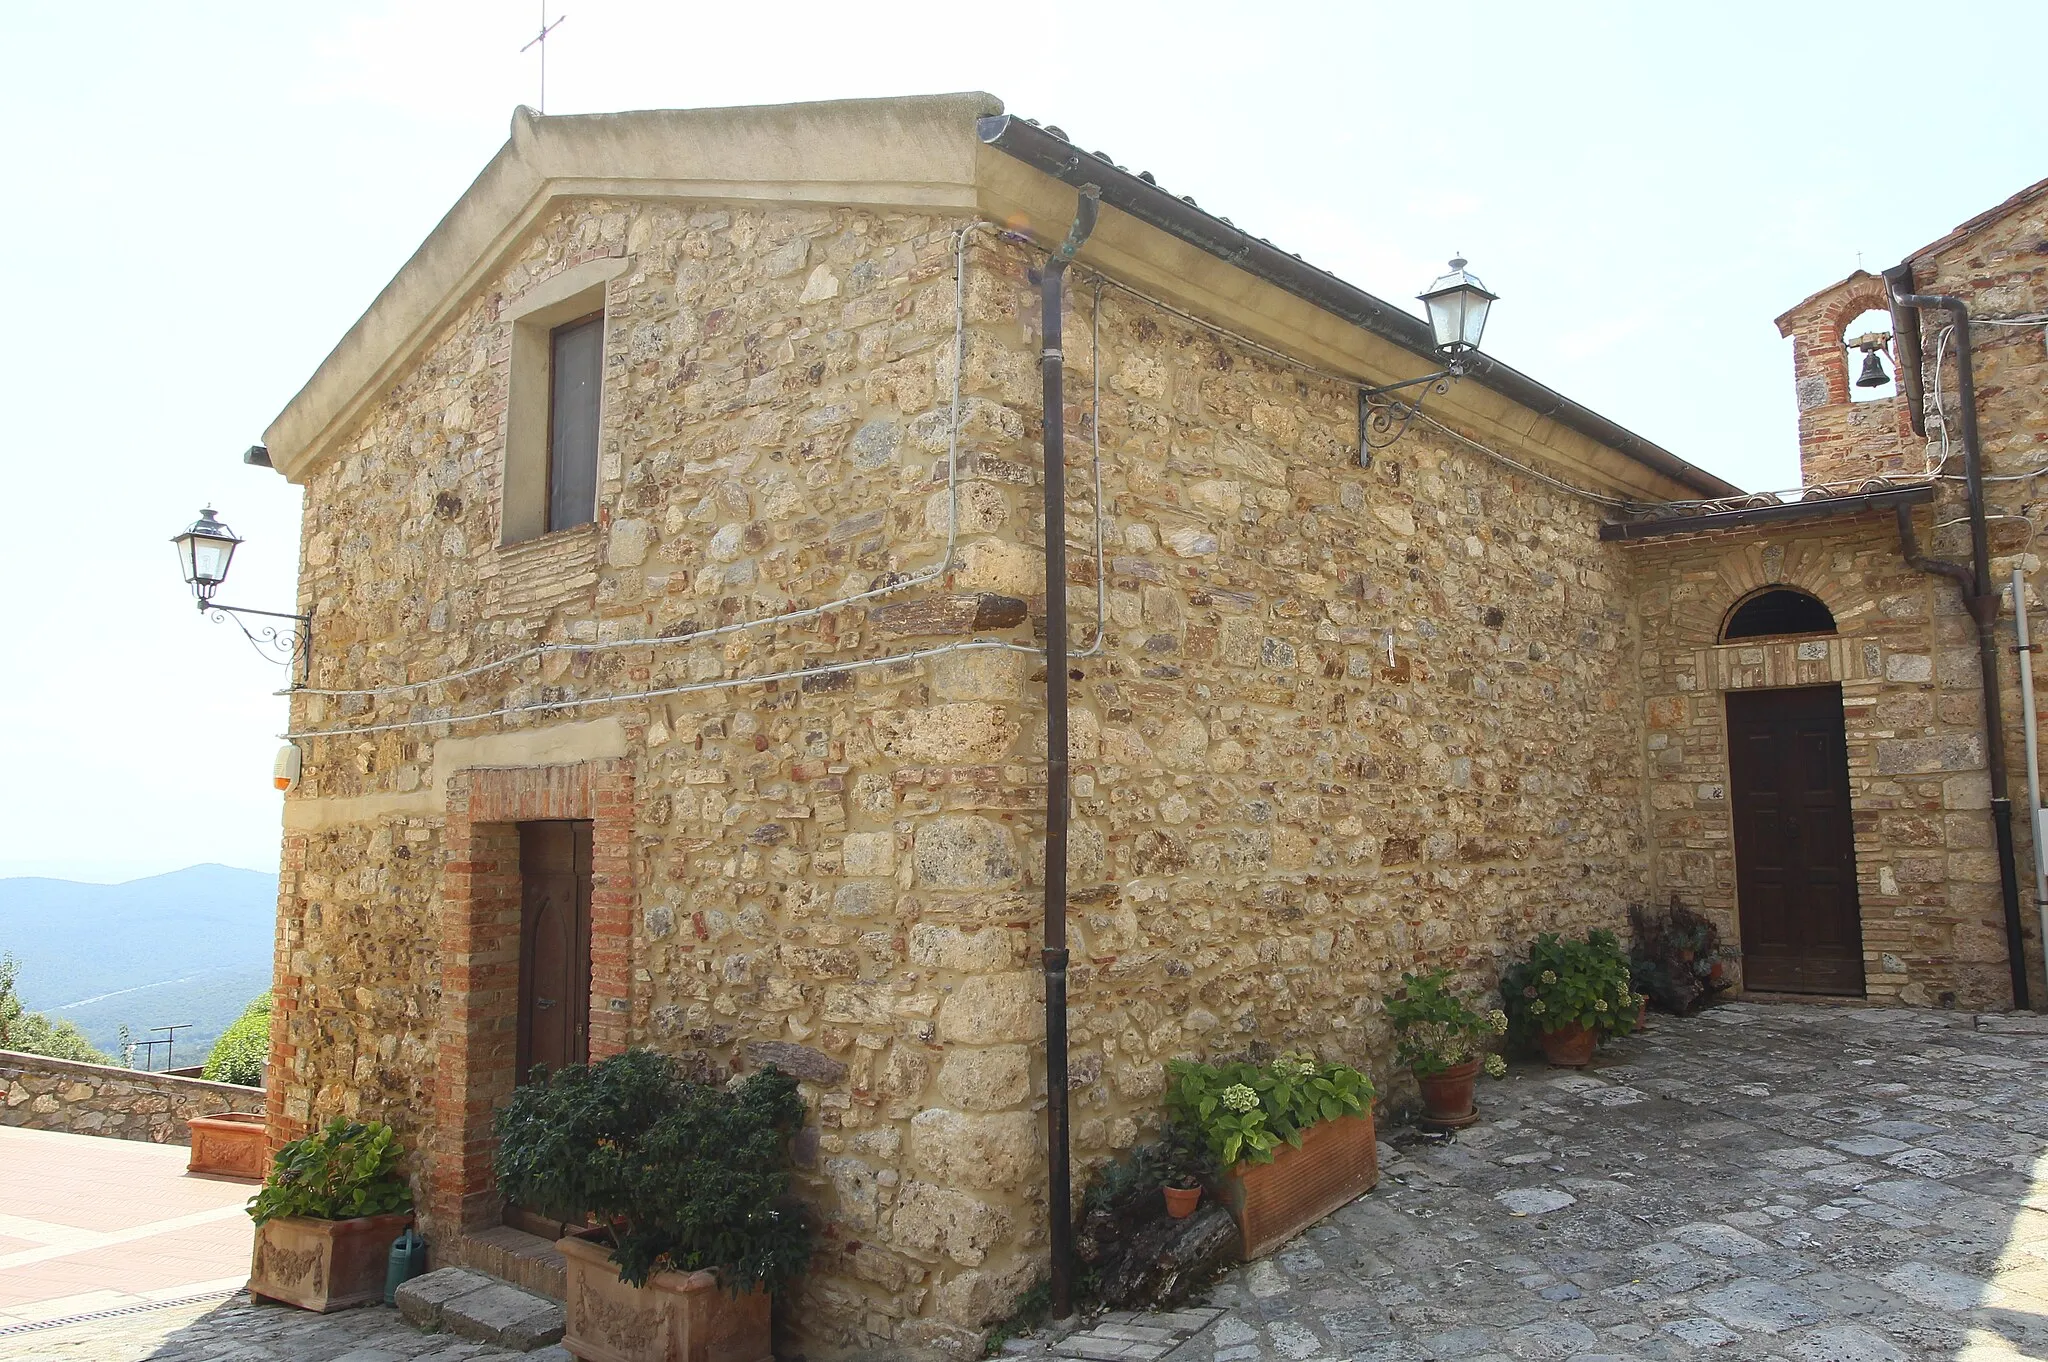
(516, 821), (592, 1082)
(1725, 685), (1866, 995)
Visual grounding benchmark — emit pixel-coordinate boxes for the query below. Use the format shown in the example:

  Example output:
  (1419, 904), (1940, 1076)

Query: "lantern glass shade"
(172, 507), (240, 600)
(1419, 257), (1497, 354)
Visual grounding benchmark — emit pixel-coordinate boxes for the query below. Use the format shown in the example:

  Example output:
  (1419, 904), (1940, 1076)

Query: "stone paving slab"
(0, 1292), (568, 1362)
(1161, 1003), (2048, 1362)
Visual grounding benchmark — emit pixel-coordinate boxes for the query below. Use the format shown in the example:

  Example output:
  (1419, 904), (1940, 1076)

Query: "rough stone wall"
(280, 201), (1067, 1359)
(1046, 286), (1653, 1176)
(0, 1050), (263, 1144)
(1628, 183), (2048, 1012)
(1909, 185), (2048, 1005)
(1627, 518), (2018, 1006)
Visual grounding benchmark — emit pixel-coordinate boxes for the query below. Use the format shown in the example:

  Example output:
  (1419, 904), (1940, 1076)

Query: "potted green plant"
(1166, 1049), (1375, 1259)
(492, 1050), (811, 1362)
(1385, 969), (1509, 1128)
(1501, 930), (1638, 1067)
(246, 1117), (415, 1312)
(1157, 1122), (1210, 1219)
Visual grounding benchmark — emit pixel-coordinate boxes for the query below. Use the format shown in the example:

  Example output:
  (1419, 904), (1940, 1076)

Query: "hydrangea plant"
(1165, 1050), (1374, 1168)
(1500, 930), (1638, 1043)
(1384, 969), (1510, 1077)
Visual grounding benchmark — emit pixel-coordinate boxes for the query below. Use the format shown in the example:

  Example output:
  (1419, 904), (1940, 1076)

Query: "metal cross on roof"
(521, 2), (567, 114)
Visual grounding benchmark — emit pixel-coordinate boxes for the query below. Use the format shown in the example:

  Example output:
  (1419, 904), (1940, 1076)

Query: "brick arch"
(1667, 541), (1866, 648)
(1819, 280), (1894, 346)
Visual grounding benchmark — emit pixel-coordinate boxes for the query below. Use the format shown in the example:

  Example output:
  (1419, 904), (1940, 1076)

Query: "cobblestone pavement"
(3, 1003), (2040, 1362)
(0, 1292), (566, 1362)
(1169, 1003), (2048, 1362)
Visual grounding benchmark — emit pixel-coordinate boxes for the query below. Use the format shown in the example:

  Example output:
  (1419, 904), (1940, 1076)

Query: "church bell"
(1855, 348), (1890, 388)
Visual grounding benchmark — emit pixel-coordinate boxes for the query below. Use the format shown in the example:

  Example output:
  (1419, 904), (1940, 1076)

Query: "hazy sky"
(3, 1), (2043, 882)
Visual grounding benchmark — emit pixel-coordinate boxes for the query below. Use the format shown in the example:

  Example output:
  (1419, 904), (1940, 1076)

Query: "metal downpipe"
(1040, 184), (1098, 1320)
(1889, 279), (2034, 1010)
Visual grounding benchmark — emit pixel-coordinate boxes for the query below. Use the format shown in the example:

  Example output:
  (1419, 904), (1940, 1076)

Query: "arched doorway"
(1721, 588), (1865, 995)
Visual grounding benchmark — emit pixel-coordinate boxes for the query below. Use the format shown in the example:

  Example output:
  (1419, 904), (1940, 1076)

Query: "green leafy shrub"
(203, 993), (271, 1086)
(249, 1117), (413, 1224)
(1385, 969), (1509, 1076)
(0, 953), (109, 1065)
(1501, 930), (1637, 1044)
(1166, 1050), (1373, 1169)
(492, 1049), (814, 1292)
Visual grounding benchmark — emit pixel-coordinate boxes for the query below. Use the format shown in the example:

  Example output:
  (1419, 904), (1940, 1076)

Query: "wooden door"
(1726, 685), (1866, 995)
(516, 821), (592, 1083)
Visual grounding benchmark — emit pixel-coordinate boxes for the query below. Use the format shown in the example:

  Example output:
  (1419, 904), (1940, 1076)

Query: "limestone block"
(909, 1108), (1039, 1189)
(926, 484), (1009, 538)
(908, 925), (1019, 973)
(913, 817), (1018, 888)
(1159, 715), (1209, 770)
(874, 703), (1019, 765)
(931, 647), (1027, 702)
(936, 973), (1043, 1045)
(890, 1180), (1012, 1266)
(607, 518), (650, 567)
(955, 540), (1043, 596)
(842, 833), (896, 878)
(935, 1045), (1032, 1111)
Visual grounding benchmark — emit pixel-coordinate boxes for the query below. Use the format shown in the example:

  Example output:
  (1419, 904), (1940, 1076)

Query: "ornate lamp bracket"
(203, 601), (314, 687)
(1357, 357), (1467, 464)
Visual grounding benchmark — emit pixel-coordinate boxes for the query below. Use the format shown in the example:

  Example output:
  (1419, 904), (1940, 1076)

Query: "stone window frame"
(499, 256), (628, 546)
(428, 759), (635, 1237)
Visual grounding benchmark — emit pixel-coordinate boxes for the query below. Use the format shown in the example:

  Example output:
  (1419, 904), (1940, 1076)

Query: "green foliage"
(492, 1050), (814, 1293)
(203, 993), (272, 1086)
(1501, 930), (1638, 1043)
(249, 1117), (413, 1225)
(1385, 969), (1509, 1076)
(1166, 1050), (1373, 1169)
(1082, 1122), (1215, 1214)
(0, 953), (110, 1065)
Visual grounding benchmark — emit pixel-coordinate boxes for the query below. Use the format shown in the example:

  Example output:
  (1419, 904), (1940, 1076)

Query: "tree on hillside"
(202, 992), (272, 1086)
(0, 953), (111, 1065)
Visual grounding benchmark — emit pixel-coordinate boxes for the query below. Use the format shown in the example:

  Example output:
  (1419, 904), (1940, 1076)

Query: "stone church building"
(250, 93), (2047, 1356)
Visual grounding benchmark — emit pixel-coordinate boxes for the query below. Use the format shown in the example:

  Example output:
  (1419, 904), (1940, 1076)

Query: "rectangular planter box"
(1218, 1108), (1378, 1260)
(248, 1211), (414, 1312)
(558, 1231), (771, 1362)
(188, 1112), (268, 1181)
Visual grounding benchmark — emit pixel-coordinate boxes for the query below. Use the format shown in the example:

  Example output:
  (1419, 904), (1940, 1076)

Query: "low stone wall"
(0, 1050), (264, 1145)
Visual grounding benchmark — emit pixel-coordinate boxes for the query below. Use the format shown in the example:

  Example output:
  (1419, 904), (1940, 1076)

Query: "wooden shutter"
(547, 314), (602, 532)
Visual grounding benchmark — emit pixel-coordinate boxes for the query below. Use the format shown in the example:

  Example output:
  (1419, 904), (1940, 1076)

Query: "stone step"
(396, 1266), (566, 1352)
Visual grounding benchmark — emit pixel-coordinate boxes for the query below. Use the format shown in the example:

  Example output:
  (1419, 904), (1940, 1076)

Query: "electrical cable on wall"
(283, 221), (1114, 741)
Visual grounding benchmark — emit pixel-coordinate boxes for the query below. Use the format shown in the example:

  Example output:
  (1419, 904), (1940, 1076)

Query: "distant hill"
(0, 864), (276, 1066)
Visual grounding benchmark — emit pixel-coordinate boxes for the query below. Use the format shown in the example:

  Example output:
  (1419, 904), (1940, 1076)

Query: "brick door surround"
(429, 759), (634, 1236)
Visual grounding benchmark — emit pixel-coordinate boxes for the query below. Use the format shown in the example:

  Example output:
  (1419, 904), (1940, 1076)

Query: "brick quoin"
(424, 761), (634, 1240)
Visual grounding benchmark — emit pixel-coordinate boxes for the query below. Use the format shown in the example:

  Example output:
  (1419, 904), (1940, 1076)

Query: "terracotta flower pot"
(1217, 1108), (1378, 1260)
(1538, 1020), (1598, 1068)
(1162, 1184), (1202, 1219)
(249, 1211), (414, 1312)
(1634, 998), (1650, 1032)
(1415, 1059), (1481, 1128)
(558, 1232), (771, 1362)
(188, 1111), (268, 1182)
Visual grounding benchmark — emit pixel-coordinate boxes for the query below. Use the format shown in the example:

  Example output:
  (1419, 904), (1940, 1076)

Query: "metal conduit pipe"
(1887, 272), (2034, 1010)
(2011, 567), (2048, 1003)
(1040, 183), (1098, 1321)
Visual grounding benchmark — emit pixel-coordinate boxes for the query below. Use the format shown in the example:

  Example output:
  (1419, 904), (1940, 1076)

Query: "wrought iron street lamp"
(1359, 257), (1500, 457)
(171, 506), (312, 686)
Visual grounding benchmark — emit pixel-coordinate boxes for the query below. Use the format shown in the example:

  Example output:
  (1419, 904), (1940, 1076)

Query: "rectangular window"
(546, 314), (602, 532)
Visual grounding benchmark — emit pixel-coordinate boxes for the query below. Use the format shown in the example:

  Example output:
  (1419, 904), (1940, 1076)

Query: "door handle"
(535, 997), (556, 1010)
